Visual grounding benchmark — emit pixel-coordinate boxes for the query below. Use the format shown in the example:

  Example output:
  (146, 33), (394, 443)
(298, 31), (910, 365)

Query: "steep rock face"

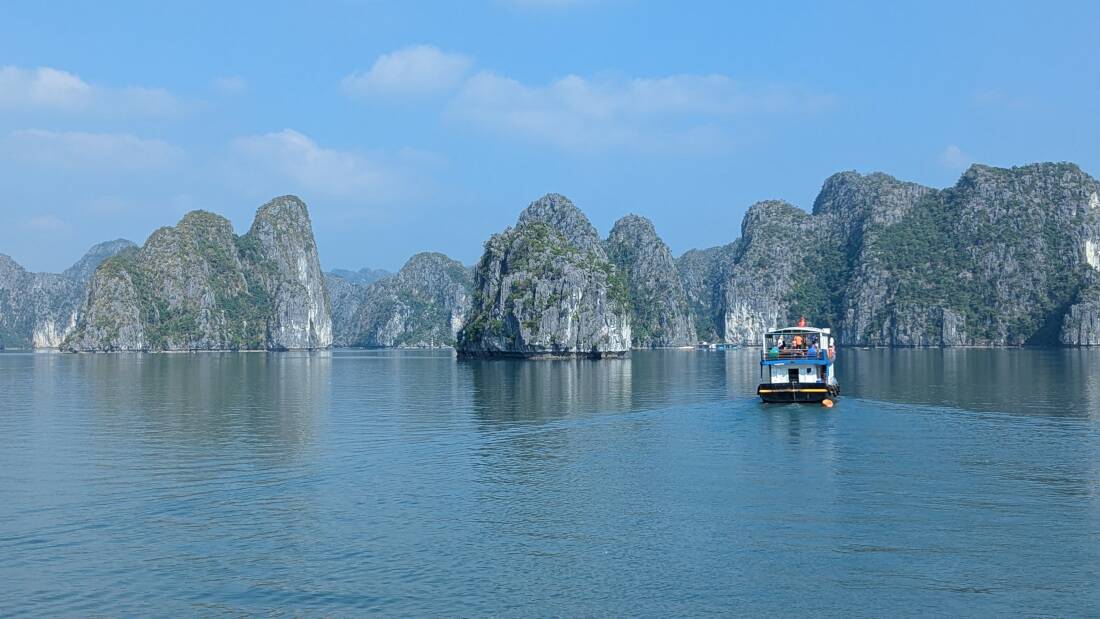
(842, 164), (1100, 345)
(697, 162), (1100, 347)
(0, 240), (136, 349)
(606, 215), (696, 347)
(1061, 280), (1100, 346)
(516, 193), (605, 255)
(457, 194), (631, 357)
(809, 171), (936, 345)
(64, 196), (332, 351)
(325, 272), (369, 347)
(676, 243), (736, 342)
(246, 197), (333, 349)
(349, 253), (473, 347)
(718, 201), (816, 345)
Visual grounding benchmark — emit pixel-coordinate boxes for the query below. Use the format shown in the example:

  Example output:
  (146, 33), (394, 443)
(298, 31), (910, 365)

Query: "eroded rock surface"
(457, 194), (631, 357)
(64, 196), (332, 351)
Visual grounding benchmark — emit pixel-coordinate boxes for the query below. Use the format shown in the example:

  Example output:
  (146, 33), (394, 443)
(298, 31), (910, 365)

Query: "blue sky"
(2, 0), (1099, 273)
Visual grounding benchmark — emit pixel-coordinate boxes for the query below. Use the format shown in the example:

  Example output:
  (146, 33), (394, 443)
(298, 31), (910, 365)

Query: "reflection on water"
(0, 348), (1097, 616)
(76, 351), (331, 457)
(842, 348), (1100, 417)
(465, 355), (632, 422)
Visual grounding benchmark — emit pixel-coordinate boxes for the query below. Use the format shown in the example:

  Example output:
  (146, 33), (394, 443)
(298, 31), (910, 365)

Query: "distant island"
(1, 161), (1098, 354)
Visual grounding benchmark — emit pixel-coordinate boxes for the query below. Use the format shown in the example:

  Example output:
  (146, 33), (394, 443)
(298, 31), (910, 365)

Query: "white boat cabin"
(759, 326), (837, 386)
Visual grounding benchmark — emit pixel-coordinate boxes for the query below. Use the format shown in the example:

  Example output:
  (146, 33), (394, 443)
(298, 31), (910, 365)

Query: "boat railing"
(762, 349), (826, 361)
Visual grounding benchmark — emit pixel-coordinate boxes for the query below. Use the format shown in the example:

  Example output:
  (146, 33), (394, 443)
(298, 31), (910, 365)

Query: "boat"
(756, 324), (840, 404)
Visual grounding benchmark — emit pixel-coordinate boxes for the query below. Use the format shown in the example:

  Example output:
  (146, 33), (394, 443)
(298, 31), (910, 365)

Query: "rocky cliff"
(457, 193), (631, 358)
(0, 240), (136, 349)
(676, 243), (735, 343)
(63, 196), (332, 351)
(687, 162), (1100, 346)
(325, 272), (369, 347)
(606, 215), (696, 347)
(1061, 278), (1100, 346)
(328, 252), (472, 347)
(328, 267), (391, 285)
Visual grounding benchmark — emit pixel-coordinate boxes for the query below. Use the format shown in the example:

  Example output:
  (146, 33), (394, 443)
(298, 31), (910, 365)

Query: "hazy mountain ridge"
(0, 240), (136, 349)
(327, 252), (473, 348)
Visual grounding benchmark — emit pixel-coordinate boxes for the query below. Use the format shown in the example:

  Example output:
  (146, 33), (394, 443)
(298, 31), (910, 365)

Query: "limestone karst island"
(5, 4), (1100, 616)
(2, 163), (1099, 354)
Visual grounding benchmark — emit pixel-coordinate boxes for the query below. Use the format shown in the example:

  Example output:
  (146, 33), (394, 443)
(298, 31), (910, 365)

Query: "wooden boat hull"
(757, 383), (840, 403)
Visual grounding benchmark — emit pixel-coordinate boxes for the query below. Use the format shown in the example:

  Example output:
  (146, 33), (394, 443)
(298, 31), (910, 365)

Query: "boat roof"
(765, 326), (831, 336)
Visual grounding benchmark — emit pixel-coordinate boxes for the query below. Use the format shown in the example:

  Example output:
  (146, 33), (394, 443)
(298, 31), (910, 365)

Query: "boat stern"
(757, 383), (839, 403)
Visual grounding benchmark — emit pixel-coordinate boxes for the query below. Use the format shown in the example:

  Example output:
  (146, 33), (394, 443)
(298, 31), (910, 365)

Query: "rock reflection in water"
(75, 351), (331, 460)
(464, 356), (633, 423)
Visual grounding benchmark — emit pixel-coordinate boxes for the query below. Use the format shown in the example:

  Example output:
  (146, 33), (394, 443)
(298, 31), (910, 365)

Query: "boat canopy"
(764, 326), (831, 337)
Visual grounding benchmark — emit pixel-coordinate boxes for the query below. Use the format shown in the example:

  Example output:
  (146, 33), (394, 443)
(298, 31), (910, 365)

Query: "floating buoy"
(822, 399), (834, 408)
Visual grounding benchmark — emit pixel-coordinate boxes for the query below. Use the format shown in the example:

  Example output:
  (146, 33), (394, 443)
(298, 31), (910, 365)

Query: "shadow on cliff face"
(1024, 301), (1074, 346)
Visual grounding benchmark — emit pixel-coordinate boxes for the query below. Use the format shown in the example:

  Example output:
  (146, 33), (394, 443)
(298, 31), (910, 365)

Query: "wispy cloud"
(0, 65), (186, 116)
(212, 76), (248, 95)
(939, 144), (972, 170)
(22, 214), (72, 235)
(342, 45), (474, 99)
(970, 89), (1032, 111)
(0, 129), (184, 170)
(226, 129), (435, 205)
(449, 71), (834, 151)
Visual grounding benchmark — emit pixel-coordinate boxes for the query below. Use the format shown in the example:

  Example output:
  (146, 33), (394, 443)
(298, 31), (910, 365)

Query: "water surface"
(1, 348), (1097, 616)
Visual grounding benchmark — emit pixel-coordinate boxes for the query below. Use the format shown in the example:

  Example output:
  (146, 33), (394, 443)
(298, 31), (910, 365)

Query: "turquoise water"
(1, 349), (1097, 616)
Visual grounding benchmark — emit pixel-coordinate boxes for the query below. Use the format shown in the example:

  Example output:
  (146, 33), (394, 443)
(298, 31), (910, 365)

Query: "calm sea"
(1, 348), (1097, 616)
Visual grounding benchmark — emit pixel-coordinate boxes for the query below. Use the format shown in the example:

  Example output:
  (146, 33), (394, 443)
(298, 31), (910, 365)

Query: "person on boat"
(827, 342), (836, 360)
(768, 345), (780, 359)
(807, 342), (819, 359)
(792, 333), (804, 349)
(777, 336), (786, 351)
(798, 316), (807, 328)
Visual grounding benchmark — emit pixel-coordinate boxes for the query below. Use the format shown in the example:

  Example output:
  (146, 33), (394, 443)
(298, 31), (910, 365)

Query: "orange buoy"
(822, 399), (834, 408)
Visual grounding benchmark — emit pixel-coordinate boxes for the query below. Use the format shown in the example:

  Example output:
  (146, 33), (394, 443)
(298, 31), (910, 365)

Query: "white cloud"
(0, 65), (184, 116)
(0, 129), (184, 170)
(342, 45), (473, 98)
(22, 214), (72, 234)
(939, 144), (972, 170)
(226, 129), (432, 204)
(449, 71), (833, 151)
(213, 76), (248, 95)
(0, 66), (93, 110)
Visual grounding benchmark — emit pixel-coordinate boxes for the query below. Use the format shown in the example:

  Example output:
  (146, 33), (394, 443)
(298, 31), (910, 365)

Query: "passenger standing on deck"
(807, 342), (819, 359)
(792, 333), (804, 349)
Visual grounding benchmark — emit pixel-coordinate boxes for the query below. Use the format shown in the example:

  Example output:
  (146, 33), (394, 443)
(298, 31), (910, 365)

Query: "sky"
(2, 0), (1099, 273)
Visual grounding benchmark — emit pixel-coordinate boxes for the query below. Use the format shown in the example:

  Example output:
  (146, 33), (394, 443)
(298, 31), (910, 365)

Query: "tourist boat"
(757, 324), (840, 404)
